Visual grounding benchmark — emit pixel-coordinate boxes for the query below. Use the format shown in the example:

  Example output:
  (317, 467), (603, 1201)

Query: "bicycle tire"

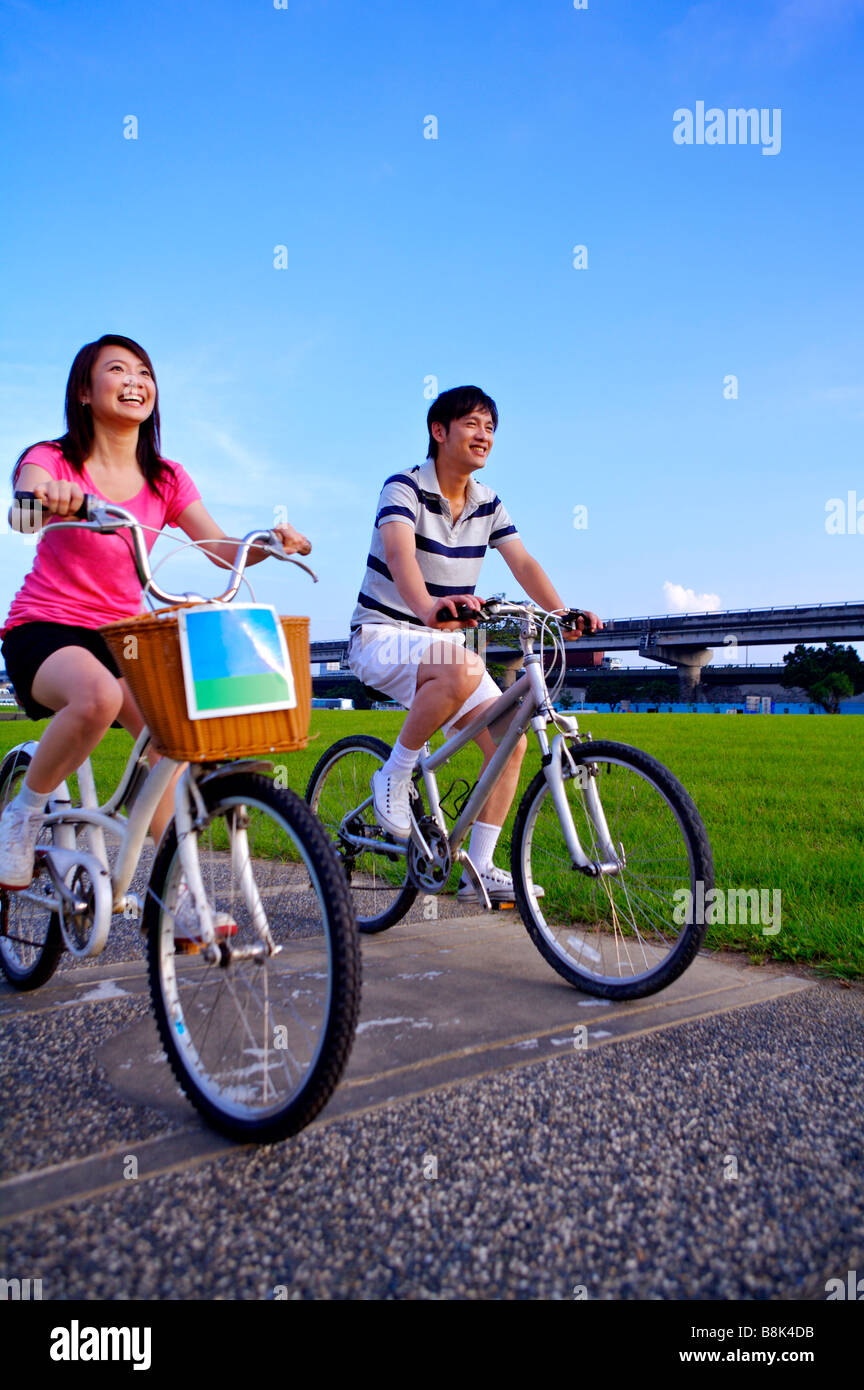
(145, 771), (360, 1142)
(512, 740), (714, 1000)
(306, 735), (417, 934)
(0, 747), (63, 991)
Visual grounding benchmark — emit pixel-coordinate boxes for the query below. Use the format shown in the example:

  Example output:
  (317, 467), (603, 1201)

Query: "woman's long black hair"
(12, 334), (170, 494)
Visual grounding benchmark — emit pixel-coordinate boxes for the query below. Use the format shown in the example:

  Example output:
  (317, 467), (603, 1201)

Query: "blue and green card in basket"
(177, 604), (297, 721)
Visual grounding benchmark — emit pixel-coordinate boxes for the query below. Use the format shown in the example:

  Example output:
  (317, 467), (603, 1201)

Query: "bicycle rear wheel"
(306, 736), (417, 934)
(145, 771), (360, 1142)
(0, 747), (63, 991)
(512, 740), (714, 999)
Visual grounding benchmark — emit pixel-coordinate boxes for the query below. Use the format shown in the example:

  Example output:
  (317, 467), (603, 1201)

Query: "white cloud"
(663, 581), (721, 613)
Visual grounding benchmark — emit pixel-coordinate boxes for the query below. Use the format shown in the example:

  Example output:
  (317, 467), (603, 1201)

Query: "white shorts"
(347, 624), (501, 737)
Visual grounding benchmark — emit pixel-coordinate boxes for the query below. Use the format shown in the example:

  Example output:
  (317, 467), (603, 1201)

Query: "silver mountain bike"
(307, 600), (714, 1000)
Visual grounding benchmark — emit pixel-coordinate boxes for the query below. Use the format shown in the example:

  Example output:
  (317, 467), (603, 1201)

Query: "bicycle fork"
(540, 736), (621, 876)
(173, 768), (277, 959)
(522, 659), (621, 877)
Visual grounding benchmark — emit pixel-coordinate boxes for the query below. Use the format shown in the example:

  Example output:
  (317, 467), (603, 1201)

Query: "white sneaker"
(172, 882), (238, 953)
(371, 768), (412, 840)
(0, 802), (45, 890)
(457, 864), (545, 904)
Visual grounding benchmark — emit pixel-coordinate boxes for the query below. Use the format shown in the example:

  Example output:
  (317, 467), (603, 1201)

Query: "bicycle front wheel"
(0, 746), (63, 991)
(512, 740), (714, 1000)
(145, 772), (360, 1142)
(306, 736), (417, 934)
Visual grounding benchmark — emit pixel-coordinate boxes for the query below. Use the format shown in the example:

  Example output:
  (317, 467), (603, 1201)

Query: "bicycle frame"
(16, 730), (271, 959)
(339, 633), (623, 886)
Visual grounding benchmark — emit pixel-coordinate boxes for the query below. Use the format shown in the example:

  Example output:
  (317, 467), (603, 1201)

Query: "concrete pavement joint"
(0, 974), (815, 1226)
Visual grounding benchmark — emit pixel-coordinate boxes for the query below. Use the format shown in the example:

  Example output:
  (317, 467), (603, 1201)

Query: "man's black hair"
(426, 386), (498, 460)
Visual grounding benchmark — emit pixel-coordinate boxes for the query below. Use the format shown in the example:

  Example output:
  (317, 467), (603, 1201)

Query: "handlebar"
(10, 491), (317, 606)
(435, 599), (600, 632)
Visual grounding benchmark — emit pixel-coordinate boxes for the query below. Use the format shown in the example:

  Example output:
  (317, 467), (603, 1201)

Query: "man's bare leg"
(450, 701), (527, 828)
(373, 642), (485, 837)
(399, 641), (486, 748)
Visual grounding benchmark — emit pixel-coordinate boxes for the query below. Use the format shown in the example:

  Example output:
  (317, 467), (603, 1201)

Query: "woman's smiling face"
(81, 345), (157, 426)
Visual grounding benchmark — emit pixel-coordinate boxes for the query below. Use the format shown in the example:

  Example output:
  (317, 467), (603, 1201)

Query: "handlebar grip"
(563, 608), (595, 629)
(256, 532), (292, 560)
(11, 490), (94, 530)
(436, 602), (481, 623)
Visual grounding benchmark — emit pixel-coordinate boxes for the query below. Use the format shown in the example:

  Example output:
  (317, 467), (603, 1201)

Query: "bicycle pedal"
(491, 899), (515, 911)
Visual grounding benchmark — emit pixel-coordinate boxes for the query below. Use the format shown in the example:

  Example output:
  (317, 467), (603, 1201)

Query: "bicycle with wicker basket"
(0, 493), (360, 1142)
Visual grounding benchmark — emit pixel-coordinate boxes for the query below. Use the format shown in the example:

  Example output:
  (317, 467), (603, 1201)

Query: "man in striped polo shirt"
(347, 385), (600, 904)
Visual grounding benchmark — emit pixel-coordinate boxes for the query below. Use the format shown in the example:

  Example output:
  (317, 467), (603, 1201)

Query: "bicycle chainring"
(407, 818), (452, 893)
(59, 867), (97, 955)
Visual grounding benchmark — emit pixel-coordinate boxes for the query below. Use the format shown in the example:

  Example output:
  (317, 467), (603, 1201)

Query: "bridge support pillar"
(641, 645), (714, 701)
(496, 654), (525, 689)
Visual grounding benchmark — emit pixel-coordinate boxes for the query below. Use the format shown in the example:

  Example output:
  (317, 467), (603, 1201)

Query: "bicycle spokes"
(148, 776), (359, 1137)
(514, 742), (713, 997)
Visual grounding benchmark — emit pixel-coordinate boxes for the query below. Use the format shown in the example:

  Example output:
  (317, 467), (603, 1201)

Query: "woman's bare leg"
(115, 680), (183, 846)
(27, 654), (179, 845)
(27, 649), (124, 794)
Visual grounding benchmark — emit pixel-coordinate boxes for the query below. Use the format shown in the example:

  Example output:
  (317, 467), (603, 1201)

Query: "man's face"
(435, 409), (495, 470)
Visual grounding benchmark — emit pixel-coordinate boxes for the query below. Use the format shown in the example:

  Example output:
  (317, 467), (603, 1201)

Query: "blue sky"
(1, 0), (862, 661)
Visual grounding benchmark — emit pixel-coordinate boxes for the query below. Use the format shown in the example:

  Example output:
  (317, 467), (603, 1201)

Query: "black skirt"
(1, 622), (121, 721)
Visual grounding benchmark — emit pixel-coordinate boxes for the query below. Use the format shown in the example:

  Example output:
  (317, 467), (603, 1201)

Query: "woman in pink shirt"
(0, 334), (310, 891)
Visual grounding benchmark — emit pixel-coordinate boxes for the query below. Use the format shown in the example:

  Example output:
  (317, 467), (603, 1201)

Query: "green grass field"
(2, 711), (862, 977)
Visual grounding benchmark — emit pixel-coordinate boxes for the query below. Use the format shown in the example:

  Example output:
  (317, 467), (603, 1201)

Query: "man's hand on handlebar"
(558, 608), (603, 640)
(424, 594), (484, 630)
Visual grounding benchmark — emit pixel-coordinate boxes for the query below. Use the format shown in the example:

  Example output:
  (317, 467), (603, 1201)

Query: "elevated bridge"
(311, 601), (864, 700)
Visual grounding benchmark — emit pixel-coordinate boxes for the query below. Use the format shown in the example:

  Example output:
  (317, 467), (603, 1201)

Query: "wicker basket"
(100, 606), (311, 762)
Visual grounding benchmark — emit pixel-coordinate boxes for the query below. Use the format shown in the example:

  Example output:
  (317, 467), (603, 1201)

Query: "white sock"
(469, 821), (501, 873)
(382, 737), (421, 780)
(15, 780), (47, 815)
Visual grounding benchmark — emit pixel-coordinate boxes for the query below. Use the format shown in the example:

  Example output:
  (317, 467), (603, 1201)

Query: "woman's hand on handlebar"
(267, 521), (311, 558)
(423, 593), (483, 630)
(15, 468), (87, 521)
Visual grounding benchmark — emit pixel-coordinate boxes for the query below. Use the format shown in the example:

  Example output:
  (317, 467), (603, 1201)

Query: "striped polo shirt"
(350, 458), (519, 629)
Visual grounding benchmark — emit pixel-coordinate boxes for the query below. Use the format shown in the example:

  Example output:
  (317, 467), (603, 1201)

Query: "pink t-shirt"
(3, 443), (201, 634)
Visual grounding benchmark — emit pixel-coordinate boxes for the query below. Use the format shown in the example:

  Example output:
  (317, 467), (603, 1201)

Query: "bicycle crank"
(407, 818), (452, 892)
(38, 847), (113, 958)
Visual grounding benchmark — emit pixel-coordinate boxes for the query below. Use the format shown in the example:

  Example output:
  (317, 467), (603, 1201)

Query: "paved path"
(1, 912), (862, 1299)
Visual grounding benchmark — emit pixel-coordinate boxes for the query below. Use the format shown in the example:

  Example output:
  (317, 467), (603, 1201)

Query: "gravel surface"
(2, 986), (862, 1300)
(0, 997), (180, 1180)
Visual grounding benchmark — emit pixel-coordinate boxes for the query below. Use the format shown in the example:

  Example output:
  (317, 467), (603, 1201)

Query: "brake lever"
(284, 554), (318, 582)
(562, 607), (598, 633)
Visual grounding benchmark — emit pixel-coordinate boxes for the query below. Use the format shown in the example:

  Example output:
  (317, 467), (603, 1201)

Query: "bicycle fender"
(1, 740), (40, 764)
(197, 760), (275, 788)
